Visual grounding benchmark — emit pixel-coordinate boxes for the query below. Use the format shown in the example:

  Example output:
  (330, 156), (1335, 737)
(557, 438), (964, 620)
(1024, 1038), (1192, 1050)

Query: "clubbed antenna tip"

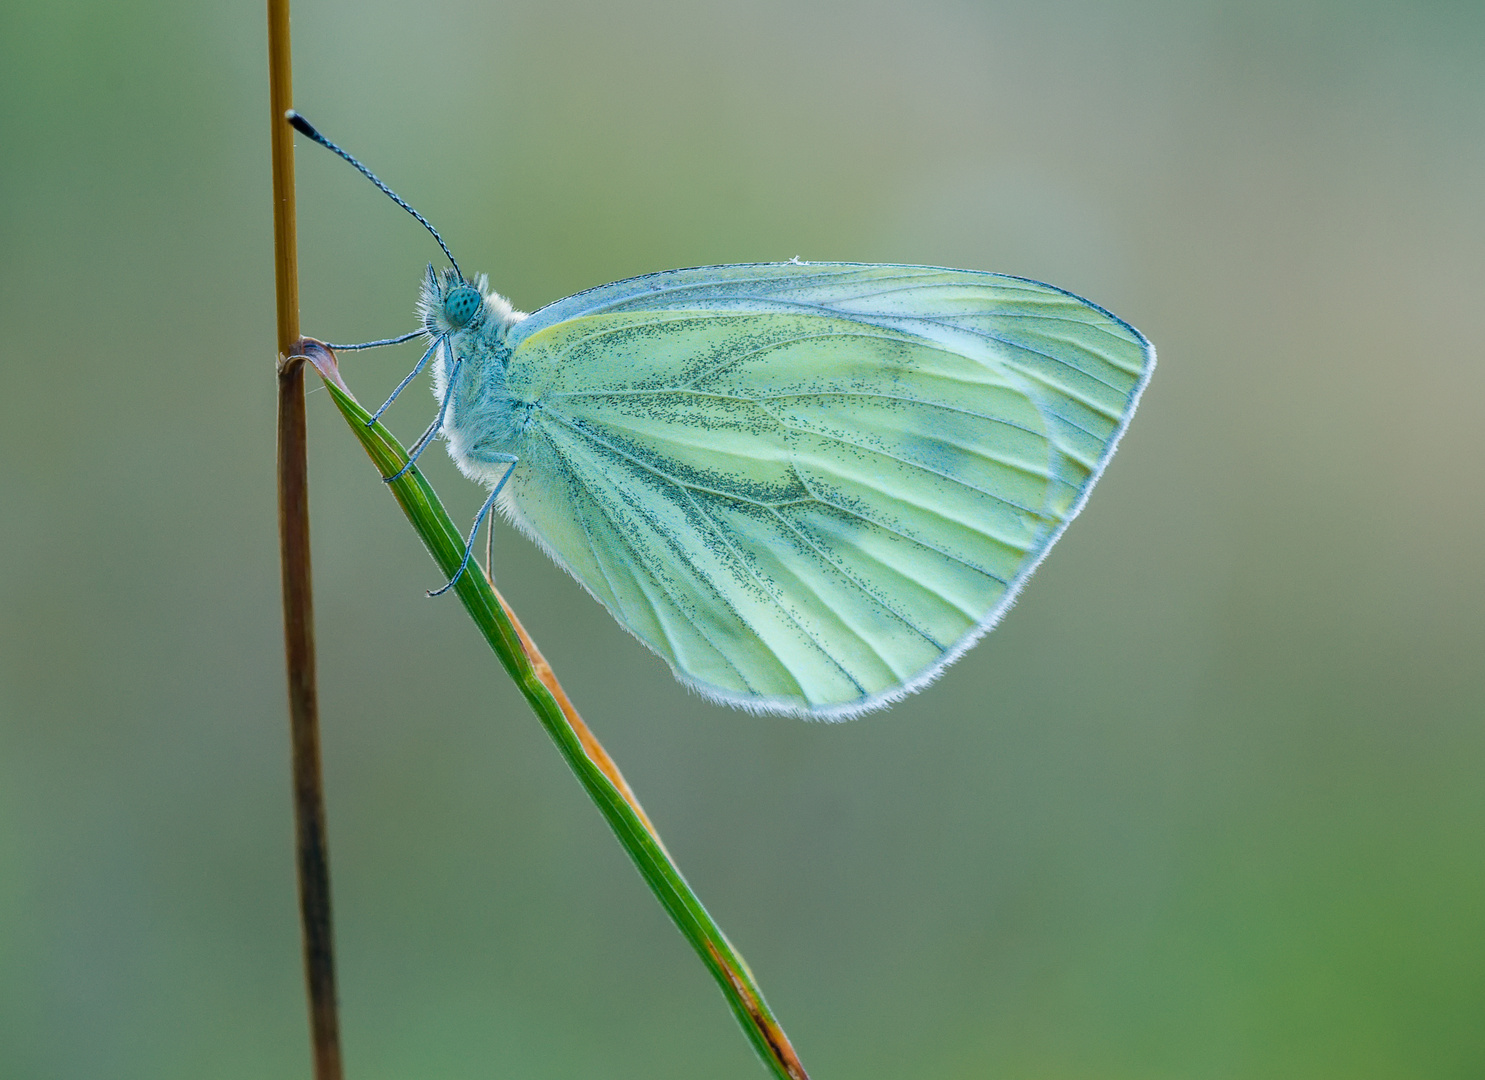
(285, 110), (318, 139)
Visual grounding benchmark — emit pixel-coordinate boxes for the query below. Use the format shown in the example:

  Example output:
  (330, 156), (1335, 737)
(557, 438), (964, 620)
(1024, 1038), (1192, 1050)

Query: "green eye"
(444, 285), (481, 327)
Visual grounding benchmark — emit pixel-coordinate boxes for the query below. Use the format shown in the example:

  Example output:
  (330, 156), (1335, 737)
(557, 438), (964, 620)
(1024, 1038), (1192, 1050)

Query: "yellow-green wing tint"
(501, 263), (1153, 718)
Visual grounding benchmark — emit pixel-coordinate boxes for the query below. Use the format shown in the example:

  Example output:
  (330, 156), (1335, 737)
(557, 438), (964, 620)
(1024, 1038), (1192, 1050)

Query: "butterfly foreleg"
(385, 350), (463, 483)
(368, 333), (447, 425)
(326, 328), (425, 353)
(428, 454), (518, 598)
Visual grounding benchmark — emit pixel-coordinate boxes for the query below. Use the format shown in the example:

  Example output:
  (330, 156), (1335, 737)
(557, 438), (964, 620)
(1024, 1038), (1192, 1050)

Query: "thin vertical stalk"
(269, 0), (344, 1076)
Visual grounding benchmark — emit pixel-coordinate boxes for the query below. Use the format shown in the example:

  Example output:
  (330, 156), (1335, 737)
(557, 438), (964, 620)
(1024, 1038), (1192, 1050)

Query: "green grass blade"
(305, 350), (808, 1080)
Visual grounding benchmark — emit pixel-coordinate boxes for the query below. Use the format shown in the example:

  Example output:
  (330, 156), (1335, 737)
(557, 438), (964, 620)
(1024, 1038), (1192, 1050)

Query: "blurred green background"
(2, 0), (1482, 1076)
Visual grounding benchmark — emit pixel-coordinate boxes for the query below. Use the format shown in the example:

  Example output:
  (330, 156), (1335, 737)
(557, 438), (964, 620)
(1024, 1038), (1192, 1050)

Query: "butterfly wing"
(498, 263), (1153, 719)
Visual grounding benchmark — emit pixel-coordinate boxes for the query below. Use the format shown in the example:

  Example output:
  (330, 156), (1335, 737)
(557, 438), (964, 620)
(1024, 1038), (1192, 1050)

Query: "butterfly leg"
(327, 328), (425, 353)
(429, 455), (518, 597)
(368, 333), (446, 425)
(385, 352), (463, 483)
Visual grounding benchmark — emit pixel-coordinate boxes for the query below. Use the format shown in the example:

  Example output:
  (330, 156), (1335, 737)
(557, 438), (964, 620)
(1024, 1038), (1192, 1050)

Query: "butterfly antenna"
(286, 110), (463, 281)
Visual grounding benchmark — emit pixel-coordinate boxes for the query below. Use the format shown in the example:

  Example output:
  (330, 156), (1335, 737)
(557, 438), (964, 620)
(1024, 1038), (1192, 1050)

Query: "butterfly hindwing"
(496, 263), (1153, 718)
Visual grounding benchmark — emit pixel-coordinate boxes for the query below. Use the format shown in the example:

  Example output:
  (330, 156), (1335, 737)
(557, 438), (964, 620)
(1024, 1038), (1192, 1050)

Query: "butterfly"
(292, 115), (1155, 720)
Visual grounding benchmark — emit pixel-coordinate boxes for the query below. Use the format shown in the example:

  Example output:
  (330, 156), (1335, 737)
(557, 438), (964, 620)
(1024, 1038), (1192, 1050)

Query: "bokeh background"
(2, 0), (1482, 1077)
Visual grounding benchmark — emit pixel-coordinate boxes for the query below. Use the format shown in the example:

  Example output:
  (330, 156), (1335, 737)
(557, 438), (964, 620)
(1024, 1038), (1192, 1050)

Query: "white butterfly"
(292, 113), (1154, 719)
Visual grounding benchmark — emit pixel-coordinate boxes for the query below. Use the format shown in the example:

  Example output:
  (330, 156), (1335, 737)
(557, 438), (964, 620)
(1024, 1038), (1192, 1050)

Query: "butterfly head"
(420, 265), (495, 334)
(418, 264), (525, 357)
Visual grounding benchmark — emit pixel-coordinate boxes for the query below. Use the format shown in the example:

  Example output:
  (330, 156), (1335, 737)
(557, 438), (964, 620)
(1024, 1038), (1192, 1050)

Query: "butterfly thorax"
(418, 267), (531, 485)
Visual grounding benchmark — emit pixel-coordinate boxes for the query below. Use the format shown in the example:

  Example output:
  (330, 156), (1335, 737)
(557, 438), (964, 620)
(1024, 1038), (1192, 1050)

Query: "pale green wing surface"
(501, 263), (1153, 718)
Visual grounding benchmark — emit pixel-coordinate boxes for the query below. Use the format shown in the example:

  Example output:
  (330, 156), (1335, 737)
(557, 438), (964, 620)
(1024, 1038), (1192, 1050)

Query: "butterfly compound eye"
(444, 285), (481, 328)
